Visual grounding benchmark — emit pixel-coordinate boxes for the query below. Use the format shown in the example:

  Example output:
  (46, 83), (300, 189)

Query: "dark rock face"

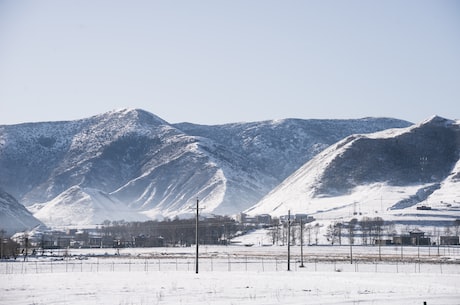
(316, 117), (460, 196)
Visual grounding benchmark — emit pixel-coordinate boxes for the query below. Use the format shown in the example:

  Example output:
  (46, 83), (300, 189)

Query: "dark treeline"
(99, 216), (251, 247)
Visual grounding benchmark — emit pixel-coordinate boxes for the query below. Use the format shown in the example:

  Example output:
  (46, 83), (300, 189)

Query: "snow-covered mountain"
(0, 188), (43, 236)
(0, 108), (411, 227)
(246, 116), (460, 228)
(31, 186), (150, 227)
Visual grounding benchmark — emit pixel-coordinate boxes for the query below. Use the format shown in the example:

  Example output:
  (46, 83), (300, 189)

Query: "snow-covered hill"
(246, 116), (460, 229)
(32, 186), (150, 227)
(0, 188), (43, 236)
(0, 108), (412, 227)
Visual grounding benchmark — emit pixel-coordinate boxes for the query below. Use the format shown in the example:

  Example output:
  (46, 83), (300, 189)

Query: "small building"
(393, 229), (431, 246)
(236, 213), (248, 223)
(374, 239), (392, 246)
(409, 229), (431, 245)
(134, 235), (164, 247)
(254, 214), (272, 225)
(416, 205), (432, 210)
(440, 236), (459, 245)
(393, 235), (412, 245)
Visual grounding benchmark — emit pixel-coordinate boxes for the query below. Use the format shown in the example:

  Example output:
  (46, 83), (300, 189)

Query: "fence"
(1, 256), (459, 275)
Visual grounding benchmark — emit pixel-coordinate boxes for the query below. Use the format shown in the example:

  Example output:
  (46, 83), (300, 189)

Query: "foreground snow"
(2, 268), (459, 305)
(1, 245), (460, 305)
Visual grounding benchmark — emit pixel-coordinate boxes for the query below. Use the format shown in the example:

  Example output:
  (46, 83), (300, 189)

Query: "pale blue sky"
(1, 0), (459, 125)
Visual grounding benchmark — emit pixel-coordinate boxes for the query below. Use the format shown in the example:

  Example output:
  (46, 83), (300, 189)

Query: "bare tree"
(335, 222), (343, 245)
(314, 223), (321, 245)
(360, 217), (371, 245)
(325, 223), (337, 245)
(454, 219), (460, 237)
(305, 224), (312, 245)
(348, 218), (358, 245)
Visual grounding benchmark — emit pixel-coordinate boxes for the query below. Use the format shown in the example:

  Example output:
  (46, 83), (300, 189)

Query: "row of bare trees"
(267, 217), (460, 246)
(99, 216), (249, 246)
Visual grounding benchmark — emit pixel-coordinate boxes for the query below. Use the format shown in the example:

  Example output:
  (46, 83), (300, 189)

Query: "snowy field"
(1, 245), (460, 305)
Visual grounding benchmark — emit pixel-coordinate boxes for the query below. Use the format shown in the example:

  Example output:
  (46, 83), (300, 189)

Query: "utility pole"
(287, 210), (291, 271)
(195, 198), (199, 274)
(190, 198), (204, 274)
(300, 216), (305, 268)
(0, 229), (5, 260)
(350, 241), (353, 264)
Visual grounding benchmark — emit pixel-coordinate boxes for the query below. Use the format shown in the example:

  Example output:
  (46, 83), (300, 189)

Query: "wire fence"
(1, 256), (459, 275)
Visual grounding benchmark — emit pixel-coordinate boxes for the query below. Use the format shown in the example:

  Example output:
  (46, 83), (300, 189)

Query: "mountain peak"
(102, 108), (169, 126)
(419, 115), (455, 127)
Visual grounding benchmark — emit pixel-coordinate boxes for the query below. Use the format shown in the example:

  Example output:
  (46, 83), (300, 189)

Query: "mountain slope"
(246, 116), (460, 227)
(0, 109), (412, 226)
(175, 117), (412, 182)
(32, 186), (149, 226)
(0, 188), (43, 236)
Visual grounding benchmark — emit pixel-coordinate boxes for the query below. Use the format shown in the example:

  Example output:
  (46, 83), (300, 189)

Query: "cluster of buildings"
(236, 213), (315, 225)
(377, 229), (459, 246)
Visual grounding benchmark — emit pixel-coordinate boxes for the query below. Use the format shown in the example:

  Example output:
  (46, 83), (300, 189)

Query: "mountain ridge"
(0, 109), (413, 228)
(246, 117), (460, 229)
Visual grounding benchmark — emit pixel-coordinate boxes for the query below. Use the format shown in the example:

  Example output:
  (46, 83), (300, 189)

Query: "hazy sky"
(1, 0), (459, 125)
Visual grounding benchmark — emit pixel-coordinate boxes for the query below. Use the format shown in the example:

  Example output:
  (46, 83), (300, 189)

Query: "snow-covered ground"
(1, 245), (459, 305)
(2, 268), (459, 305)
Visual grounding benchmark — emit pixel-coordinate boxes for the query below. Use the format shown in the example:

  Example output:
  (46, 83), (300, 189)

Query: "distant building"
(374, 239), (392, 246)
(236, 213), (248, 223)
(134, 235), (164, 247)
(440, 236), (459, 245)
(236, 213), (272, 225)
(393, 229), (431, 246)
(254, 214), (272, 225)
(416, 205), (432, 210)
